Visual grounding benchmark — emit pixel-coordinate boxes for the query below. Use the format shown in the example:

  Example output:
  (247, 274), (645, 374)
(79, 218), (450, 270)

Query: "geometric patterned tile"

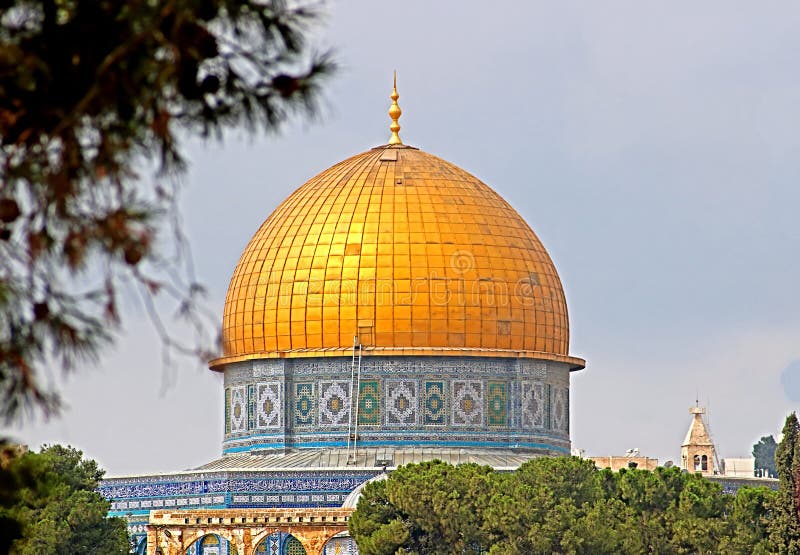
(545, 384), (552, 429)
(487, 381), (507, 427)
(521, 381), (546, 429)
(423, 381), (446, 425)
(452, 380), (483, 427)
(358, 380), (379, 426)
(386, 379), (418, 426)
(247, 384), (256, 431)
(230, 386), (247, 432)
(294, 382), (315, 427)
(551, 385), (569, 433)
(256, 382), (282, 429)
(224, 388), (231, 434)
(319, 381), (351, 427)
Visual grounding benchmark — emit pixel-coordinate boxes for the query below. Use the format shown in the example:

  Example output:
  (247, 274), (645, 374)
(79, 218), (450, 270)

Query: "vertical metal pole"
(347, 335), (357, 457)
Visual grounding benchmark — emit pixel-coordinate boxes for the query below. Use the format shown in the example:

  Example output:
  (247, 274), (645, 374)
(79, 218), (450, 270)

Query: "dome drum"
(221, 356), (571, 456)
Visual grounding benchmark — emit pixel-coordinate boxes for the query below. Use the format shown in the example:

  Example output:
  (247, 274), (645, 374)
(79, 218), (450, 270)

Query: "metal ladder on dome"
(347, 335), (363, 464)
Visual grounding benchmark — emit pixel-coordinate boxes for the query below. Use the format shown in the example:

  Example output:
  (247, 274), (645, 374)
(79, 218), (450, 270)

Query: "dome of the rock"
(103, 79), (589, 555)
(211, 144), (583, 370)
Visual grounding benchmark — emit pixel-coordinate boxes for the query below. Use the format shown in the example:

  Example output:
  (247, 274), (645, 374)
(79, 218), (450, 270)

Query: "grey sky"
(4, 1), (799, 474)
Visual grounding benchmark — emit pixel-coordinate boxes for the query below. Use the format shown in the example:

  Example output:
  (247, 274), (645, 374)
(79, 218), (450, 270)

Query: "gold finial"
(388, 71), (402, 145)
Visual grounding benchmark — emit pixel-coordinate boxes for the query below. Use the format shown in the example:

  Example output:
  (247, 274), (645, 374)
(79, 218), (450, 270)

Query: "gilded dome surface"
(213, 144), (582, 369)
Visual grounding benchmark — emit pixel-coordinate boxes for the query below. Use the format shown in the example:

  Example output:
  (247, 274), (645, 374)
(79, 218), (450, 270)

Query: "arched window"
(255, 532), (290, 555)
(701, 454), (708, 471)
(186, 534), (232, 555)
(693, 454), (701, 471)
(322, 536), (359, 555)
(284, 536), (306, 555)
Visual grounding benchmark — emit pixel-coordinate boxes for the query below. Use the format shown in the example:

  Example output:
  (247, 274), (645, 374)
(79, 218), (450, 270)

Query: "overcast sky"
(4, 1), (800, 475)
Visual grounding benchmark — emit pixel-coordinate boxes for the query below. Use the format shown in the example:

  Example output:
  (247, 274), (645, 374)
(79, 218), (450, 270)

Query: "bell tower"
(680, 404), (716, 475)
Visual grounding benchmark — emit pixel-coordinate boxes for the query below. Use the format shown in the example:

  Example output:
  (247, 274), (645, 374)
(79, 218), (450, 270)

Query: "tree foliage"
(753, 435), (778, 478)
(770, 412), (800, 554)
(0, 0), (334, 422)
(0, 443), (129, 554)
(350, 457), (777, 555)
(349, 462), (494, 555)
(723, 486), (775, 555)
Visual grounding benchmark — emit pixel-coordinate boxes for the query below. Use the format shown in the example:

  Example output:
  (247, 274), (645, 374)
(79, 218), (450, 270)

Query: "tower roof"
(683, 406), (714, 447)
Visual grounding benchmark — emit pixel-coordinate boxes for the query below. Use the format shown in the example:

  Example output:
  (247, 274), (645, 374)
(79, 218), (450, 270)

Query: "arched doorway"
(254, 532), (283, 555)
(186, 534), (237, 555)
(254, 532), (306, 555)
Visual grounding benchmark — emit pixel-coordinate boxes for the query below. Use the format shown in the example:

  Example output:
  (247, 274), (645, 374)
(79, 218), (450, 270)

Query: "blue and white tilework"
(451, 380), (483, 427)
(102, 471), (379, 518)
(423, 381), (447, 426)
(319, 381), (351, 427)
(551, 385), (569, 434)
(221, 355), (572, 454)
(521, 381), (546, 429)
(256, 382), (282, 430)
(230, 386), (247, 433)
(385, 380), (418, 426)
(294, 382), (315, 427)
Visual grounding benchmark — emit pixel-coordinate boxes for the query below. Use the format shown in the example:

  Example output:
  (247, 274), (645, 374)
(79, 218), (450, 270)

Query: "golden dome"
(211, 144), (584, 370)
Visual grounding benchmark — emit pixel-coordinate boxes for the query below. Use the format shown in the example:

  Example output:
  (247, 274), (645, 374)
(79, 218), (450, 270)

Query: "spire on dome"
(388, 71), (402, 145)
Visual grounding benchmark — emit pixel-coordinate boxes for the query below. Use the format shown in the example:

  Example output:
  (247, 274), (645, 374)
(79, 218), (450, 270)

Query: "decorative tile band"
(222, 355), (571, 453)
(102, 471), (379, 517)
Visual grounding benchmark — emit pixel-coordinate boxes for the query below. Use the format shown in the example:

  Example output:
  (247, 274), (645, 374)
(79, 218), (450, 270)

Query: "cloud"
(781, 360), (800, 404)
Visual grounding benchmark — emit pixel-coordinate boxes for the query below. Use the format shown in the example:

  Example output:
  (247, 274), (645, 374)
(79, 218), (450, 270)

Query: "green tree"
(484, 457), (607, 554)
(349, 461), (494, 555)
(770, 412), (800, 554)
(394, 461), (495, 554)
(0, 444), (129, 554)
(720, 486), (776, 554)
(753, 435), (779, 478)
(0, 0), (334, 421)
(350, 456), (775, 555)
(0, 441), (27, 552)
(614, 467), (685, 553)
(559, 497), (642, 555)
(348, 479), (410, 555)
(667, 473), (730, 554)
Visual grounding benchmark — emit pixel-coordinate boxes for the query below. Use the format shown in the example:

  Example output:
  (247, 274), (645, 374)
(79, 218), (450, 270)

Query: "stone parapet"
(147, 507), (353, 555)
